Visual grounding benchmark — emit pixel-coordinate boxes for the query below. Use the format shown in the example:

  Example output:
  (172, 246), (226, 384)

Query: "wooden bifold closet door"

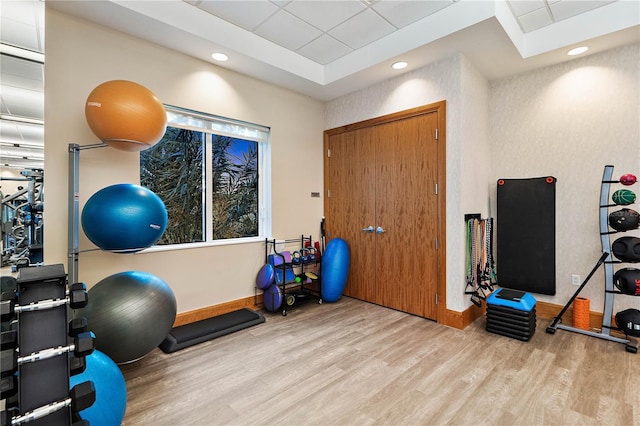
(324, 103), (444, 320)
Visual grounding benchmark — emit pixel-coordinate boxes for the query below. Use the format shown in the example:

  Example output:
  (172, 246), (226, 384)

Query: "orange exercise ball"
(85, 80), (167, 152)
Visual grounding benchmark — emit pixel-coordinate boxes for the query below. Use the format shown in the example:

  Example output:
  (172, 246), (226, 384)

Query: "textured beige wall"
(43, 6), (639, 317)
(490, 43), (640, 313)
(326, 44), (640, 315)
(325, 54), (492, 312)
(44, 9), (325, 313)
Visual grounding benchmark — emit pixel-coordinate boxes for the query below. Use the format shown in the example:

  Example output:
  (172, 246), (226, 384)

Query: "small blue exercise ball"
(81, 183), (168, 253)
(76, 271), (176, 364)
(263, 284), (283, 312)
(256, 264), (275, 290)
(70, 350), (127, 426)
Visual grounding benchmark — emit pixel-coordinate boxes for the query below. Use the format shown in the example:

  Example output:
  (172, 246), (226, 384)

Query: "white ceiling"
(1, 0), (639, 169)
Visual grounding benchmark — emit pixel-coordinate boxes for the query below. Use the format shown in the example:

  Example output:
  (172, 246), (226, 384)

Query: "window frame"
(140, 105), (271, 253)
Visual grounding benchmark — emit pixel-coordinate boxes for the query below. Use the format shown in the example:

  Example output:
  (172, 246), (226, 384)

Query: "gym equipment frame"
(546, 165), (638, 353)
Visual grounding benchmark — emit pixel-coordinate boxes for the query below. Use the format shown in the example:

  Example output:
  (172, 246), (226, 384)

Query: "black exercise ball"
(615, 308), (640, 337)
(614, 268), (640, 296)
(608, 208), (640, 232)
(76, 271), (176, 364)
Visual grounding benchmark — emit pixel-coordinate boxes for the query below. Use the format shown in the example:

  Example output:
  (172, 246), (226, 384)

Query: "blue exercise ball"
(81, 183), (168, 253)
(321, 238), (350, 303)
(256, 264), (275, 290)
(75, 271), (176, 363)
(263, 284), (283, 312)
(70, 350), (127, 426)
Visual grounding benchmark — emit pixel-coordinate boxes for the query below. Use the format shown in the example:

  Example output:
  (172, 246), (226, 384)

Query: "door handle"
(376, 226), (386, 234)
(362, 226), (374, 233)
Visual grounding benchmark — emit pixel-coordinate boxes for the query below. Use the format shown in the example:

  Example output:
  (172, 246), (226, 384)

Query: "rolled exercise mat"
(572, 297), (590, 330)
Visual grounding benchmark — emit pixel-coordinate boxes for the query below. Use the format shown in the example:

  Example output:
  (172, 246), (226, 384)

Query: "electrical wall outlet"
(572, 274), (581, 286)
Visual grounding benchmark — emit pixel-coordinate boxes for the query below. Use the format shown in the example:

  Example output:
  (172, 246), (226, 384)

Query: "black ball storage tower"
(546, 165), (638, 353)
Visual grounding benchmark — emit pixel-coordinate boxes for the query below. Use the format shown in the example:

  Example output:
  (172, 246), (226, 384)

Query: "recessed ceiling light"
(567, 46), (588, 56)
(211, 52), (229, 61)
(392, 61), (408, 70)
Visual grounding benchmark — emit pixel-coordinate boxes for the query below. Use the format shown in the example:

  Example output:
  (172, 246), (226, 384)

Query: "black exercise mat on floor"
(159, 308), (265, 353)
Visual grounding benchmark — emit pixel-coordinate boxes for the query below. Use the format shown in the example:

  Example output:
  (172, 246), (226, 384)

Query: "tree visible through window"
(211, 135), (258, 240)
(141, 127), (204, 245)
(140, 109), (264, 247)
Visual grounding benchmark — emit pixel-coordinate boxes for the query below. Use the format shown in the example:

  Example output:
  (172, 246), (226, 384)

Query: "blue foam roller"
(320, 238), (350, 303)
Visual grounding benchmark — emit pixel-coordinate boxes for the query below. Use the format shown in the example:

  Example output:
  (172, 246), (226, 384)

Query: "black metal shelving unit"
(260, 235), (322, 316)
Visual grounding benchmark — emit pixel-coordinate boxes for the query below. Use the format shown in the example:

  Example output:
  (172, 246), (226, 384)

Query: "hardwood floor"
(121, 298), (638, 425)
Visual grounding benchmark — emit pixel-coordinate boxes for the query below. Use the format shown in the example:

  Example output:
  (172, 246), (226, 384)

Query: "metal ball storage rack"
(259, 236), (322, 316)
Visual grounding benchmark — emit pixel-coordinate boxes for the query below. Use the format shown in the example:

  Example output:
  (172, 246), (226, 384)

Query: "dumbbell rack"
(1, 264), (96, 425)
(261, 236), (322, 316)
(546, 165), (638, 353)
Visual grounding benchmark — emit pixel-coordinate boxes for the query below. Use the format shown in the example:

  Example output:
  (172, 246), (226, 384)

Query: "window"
(140, 106), (270, 247)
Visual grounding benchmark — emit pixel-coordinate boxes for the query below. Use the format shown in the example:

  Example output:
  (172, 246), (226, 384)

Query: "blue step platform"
(486, 288), (537, 341)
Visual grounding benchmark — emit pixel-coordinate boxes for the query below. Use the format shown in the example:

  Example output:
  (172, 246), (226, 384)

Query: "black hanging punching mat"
(159, 308), (265, 353)
(497, 176), (556, 295)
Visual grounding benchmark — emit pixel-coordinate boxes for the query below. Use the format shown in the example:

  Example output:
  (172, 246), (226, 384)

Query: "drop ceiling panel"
(1, 56), (43, 91)
(296, 34), (352, 65)
(0, 121), (44, 146)
(372, 0), (454, 29)
(549, 0), (616, 22)
(284, 0), (365, 32)
(0, 55), (43, 122)
(0, 157), (43, 169)
(1, 145), (43, 159)
(0, 85), (44, 120)
(254, 9), (323, 51)
(195, 0), (279, 31)
(329, 8), (396, 50)
(507, 0), (547, 17)
(0, 0), (44, 51)
(518, 6), (553, 32)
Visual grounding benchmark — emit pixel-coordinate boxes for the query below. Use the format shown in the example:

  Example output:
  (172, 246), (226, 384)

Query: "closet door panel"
(375, 113), (438, 318)
(325, 129), (376, 302)
(324, 103), (443, 321)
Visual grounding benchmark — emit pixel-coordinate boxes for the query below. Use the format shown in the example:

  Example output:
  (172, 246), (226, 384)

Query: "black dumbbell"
(1, 381), (95, 426)
(1, 331), (95, 375)
(69, 352), (87, 376)
(68, 317), (88, 337)
(67, 282), (88, 309)
(0, 283), (88, 321)
(0, 331), (17, 350)
(1, 350), (16, 376)
(0, 375), (17, 399)
(0, 410), (11, 426)
(0, 293), (16, 322)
